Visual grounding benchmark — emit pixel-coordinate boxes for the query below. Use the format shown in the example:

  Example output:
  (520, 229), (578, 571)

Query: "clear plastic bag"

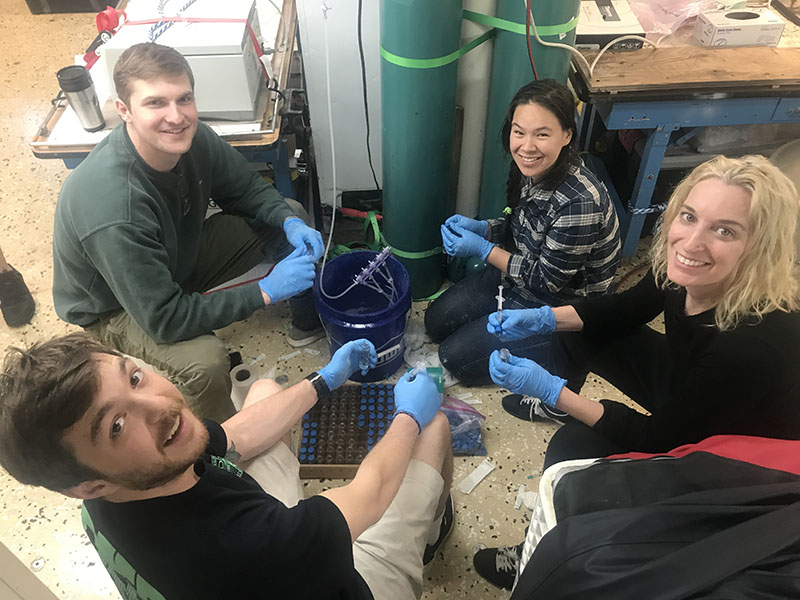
(629, 0), (718, 34)
(442, 396), (487, 456)
(690, 123), (800, 153)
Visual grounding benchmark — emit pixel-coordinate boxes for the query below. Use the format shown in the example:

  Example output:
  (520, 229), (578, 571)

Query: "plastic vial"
(499, 348), (511, 362)
(358, 340), (371, 372)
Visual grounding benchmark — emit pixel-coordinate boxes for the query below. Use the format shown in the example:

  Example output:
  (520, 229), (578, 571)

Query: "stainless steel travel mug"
(56, 65), (106, 132)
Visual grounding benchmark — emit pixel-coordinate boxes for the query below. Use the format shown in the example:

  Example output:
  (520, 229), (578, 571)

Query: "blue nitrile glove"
(440, 224), (494, 260)
(487, 306), (557, 341)
(283, 217), (324, 261)
(393, 370), (441, 432)
(319, 339), (376, 389)
(445, 214), (489, 237)
(258, 246), (316, 304)
(489, 350), (566, 408)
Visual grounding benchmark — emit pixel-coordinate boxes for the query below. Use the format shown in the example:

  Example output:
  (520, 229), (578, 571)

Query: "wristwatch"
(305, 371), (331, 401)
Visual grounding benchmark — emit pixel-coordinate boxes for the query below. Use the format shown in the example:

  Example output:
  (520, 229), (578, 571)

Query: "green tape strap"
(380, 29), (495, 70)
(462, 10), (578, 37)
(413, 286), (447, 302)
(380, 11), (577, 70)
(381, 233), (443, 259)
(328, 243), (358, 259)
(363, 210), (382, 251)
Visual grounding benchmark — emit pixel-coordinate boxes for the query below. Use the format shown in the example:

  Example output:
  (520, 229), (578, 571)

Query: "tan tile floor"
(0, 2), (652, 597)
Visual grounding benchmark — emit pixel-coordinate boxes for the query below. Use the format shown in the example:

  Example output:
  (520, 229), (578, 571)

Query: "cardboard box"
(693, 8), (785, 47)
(100, 0), (265, 120)
(576, 0), (646, 51)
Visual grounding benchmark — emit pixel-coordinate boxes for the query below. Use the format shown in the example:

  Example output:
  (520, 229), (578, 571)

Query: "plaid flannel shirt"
(486, 159), (621, 307)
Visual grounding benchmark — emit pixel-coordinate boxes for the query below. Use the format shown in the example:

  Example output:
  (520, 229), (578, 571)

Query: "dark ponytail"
(500, 79), (579, 249)
(502, 160), (523, 251)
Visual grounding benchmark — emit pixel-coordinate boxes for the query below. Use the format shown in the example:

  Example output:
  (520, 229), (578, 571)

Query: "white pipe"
(455, 0), (498, 218)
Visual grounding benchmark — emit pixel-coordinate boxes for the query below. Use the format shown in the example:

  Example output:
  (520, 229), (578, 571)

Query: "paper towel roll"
(230, 364), (256, 411)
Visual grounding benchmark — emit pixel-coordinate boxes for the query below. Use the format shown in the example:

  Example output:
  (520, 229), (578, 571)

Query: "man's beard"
(104, 426), (209, 491)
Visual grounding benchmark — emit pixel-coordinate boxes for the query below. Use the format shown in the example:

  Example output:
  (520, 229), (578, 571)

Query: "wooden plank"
(299, 464), (358, 479)
(576, 46), (800, 95)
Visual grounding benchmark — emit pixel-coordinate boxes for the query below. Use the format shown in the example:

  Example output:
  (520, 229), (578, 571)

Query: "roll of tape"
(230, 364), (256, 411)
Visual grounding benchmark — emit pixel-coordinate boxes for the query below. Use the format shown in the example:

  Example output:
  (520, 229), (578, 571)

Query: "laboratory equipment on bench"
(100, 0), (266, 120)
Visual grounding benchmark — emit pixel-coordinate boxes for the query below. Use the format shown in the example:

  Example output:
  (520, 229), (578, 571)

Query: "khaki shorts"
(245, 446), (442, 599)
(241, 441), (304, 508)
(352, 459), (443, 599)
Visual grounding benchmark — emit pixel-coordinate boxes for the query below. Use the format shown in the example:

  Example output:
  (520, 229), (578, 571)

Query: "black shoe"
(287, 324), (326, 347)
(0, 266), (35, 327)
(473, 543), (522, 590)
(502, 393), (572, 425)
(423, 494), (454, 567)
(228, 351), (243, 370)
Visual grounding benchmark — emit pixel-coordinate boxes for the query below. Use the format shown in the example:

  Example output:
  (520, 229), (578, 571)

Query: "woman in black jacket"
(476, 154), (800, 589)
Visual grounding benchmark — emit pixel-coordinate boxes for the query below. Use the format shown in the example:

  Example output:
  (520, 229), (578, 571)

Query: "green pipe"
(477, 0), (580, 219)
(381, 0), (463, 300)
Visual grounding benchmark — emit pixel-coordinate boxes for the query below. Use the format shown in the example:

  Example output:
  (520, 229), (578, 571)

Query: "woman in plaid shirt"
(425, 79), (621, 392)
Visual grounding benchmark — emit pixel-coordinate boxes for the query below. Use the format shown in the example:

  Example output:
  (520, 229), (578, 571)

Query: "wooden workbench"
(571, 16), (800, 256)
(575, 45), (800, 98)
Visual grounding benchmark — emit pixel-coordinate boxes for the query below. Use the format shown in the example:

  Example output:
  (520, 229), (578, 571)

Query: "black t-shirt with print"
(82, 420), (373, 600)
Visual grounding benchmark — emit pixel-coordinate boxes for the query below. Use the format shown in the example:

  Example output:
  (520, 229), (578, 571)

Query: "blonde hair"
(651, 154), (800, 330)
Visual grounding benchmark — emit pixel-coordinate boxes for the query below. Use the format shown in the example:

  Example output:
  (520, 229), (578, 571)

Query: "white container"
(101, 0), (265, 120)
(693, 8), (784, 48)
(576, 0), (646, 51)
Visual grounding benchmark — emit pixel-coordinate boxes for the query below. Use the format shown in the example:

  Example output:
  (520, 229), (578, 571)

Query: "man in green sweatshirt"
(53, 43), (325, 422)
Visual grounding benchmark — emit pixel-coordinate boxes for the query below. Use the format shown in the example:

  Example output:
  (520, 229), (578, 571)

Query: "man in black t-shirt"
(0, 333), (454, 599)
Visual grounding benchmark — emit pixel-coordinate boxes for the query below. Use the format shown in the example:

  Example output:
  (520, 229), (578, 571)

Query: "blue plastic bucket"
(314, 251), (411, 382)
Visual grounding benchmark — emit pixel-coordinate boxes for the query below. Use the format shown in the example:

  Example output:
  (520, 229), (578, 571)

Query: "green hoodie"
(53, 121), (295, 343)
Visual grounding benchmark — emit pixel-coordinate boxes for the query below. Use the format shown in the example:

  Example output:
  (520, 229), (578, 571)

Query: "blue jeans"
(424, 267), (550, 386)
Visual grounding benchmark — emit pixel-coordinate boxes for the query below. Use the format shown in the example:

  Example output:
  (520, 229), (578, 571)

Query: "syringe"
(495, 285), (504, 321)
(406, 367), (421, 382)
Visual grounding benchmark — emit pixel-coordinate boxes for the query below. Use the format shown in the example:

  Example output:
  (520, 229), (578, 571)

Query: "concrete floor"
(0, 2), (651, 597)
